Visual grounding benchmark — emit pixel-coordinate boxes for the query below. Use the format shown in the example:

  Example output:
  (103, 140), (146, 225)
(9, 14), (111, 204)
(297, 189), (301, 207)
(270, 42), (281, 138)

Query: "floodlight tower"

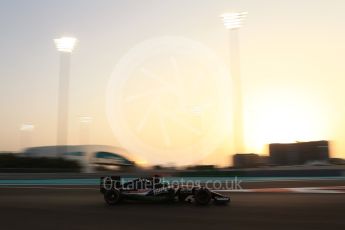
(221, 12), (247, 154)
(54, 37), (77, 154)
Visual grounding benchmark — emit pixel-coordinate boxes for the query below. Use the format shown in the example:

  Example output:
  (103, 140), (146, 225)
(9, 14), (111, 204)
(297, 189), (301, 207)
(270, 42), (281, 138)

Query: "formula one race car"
(100, 176), (230, 205)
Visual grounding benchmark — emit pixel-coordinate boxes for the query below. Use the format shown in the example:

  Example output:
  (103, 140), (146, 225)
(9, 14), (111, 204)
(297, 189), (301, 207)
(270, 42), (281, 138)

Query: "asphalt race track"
(0, 186), (345, 230)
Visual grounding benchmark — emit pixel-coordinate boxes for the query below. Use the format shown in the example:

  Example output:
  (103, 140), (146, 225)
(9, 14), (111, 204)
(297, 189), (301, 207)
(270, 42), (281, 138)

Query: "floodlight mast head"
(221, 12), (247, 29)
(54, 37), (77, 53)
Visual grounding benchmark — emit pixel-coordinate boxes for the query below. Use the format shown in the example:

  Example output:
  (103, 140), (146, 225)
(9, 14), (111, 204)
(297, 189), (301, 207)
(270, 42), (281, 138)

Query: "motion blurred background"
(0, 0), (345, 170)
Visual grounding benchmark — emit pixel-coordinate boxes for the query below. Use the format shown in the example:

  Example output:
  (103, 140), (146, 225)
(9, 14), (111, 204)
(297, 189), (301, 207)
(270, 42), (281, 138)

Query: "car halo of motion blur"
(100, 176), (230, 206)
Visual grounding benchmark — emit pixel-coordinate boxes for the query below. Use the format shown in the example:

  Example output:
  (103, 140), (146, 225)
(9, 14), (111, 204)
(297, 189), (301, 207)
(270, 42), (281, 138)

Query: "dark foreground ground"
(0, 186), (345, 230)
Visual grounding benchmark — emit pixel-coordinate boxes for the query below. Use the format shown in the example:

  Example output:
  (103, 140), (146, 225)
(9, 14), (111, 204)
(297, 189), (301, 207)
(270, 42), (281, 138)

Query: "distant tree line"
(0, 153), (81, 172)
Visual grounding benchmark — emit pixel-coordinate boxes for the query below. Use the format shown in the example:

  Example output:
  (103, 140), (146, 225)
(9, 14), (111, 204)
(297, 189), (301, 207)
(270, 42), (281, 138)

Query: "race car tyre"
(166, 188), (177, 203)
(178, 193), (188, 202)
(194, 188), (211, 205)
(104, 189), (121, 205)
(177, 189), (188, 202)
